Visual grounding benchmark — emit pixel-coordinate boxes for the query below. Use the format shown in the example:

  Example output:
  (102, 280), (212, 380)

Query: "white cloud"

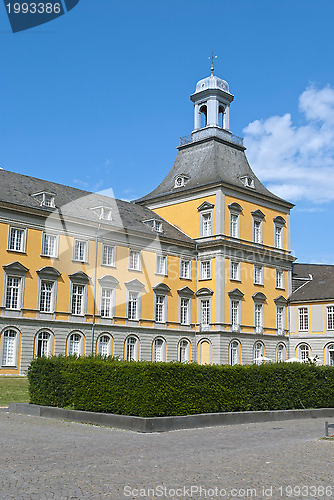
(243, 85), (334, 203)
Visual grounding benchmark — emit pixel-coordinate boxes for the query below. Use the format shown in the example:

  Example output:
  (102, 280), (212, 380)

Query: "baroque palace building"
(0, 71), (332, 375)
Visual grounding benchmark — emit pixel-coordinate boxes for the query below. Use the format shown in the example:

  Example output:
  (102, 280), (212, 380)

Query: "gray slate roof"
(136, 137), (293, 207)
(290, 263), (334, 302)
(0, 169), (194, 245)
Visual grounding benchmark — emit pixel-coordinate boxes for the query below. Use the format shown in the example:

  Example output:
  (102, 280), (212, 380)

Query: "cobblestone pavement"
(0, 409), (333, 500)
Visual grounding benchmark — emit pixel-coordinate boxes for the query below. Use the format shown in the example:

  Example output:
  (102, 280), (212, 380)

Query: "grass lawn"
(0, 376), (29, 407)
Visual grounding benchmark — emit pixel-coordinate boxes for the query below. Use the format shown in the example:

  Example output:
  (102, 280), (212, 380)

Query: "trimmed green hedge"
(27, 356), (334, 417)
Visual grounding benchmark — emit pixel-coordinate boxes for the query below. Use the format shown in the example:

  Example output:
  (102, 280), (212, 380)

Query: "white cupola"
(190, 72), (234, 132)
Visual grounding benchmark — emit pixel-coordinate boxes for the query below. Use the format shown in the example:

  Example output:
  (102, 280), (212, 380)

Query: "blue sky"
(1, 0), (334, 264)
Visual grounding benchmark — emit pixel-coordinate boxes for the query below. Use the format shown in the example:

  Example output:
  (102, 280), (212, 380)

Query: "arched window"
(125, 336), (139, 361)
(97, 334), (113, 356)
(326, 344), (334, 366)
(1, 329), (19, 367)
(198, 339), (211, 365)
(218, 105), (225, 128)
(152, 337), (166, 362)
(254, 341), (264, 364)
(230, 340), (241, 366)
(178, 339), (190, 363)
(68, 332), (84, 356)
(36, 331), (52, 357)
(276, 343), (286, 362)
(298, 343), (310, 363)
(199, 105), (207, 128)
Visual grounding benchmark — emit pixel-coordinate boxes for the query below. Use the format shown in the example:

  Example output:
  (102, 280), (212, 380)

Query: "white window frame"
(1, 329), (19, 367)
(298, 307), (309, 332)
(201, 211), (213, 237)
(254, 303), (264, 334)
(41, 233), (58, 258)
(200, 260), (211, 280)
(275, 224), (283, 249)
(100, 287), (115, 318)
(299, 343), (310, 363)
(180, 259), (191, 279)
(254, 341), (264, 364)
(125, 336), (139, 361)
(229, 212), (240, 238)
(152, 337), (166, 362)
(326, 343), (334, 366)
(230, 261), (240, 281)
(39, 280), (55, 313)
(68, 332), (84, 356)
(276, 305), (284, 335)
(178, 339), (190, 362)
(155, 294), (166, 323)
(231, 300), (240, 333)
(327, 306), (334, 330)
(71, 283), (86, 316)
(253, 219), (262, 244)
(8, 226), (26, 253)
(73, 239), (88, 263)
(35, 331), (53, 357)
(4, 275), (23, 310)
(200, 298), (211, 328)
(156, 254), (168, 276)
(128, 291), (139, 320)
(180, 297), (190, 325)
(128, 249), (141, 271)
(276, 343), (286, 362)
(254, 265), (263, 285)
(97, 334), (113, 356)
(276, 269), (284, 289)
(101, 244), (116, 267)
(230, 340), (241, 366)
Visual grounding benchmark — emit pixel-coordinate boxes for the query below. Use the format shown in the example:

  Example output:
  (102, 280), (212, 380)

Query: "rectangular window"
(298, 307), (309, 331)
(5, 277), (21, 309)
(102, 244), (115, 267)
(41, 233), (57, 257)
(71, 284), (84, 315)
(180, 298), (190, 324)
(128, 292), (138, 320)
(276, 270), (284, 289)
(40, 281), (53, 312)
(255, 303), (263, 333)
(201, 260), (211, 280)
(253, 220), (262, 243)
(276, 306), (284, 334)
(73, 239), (87, 262)
(275, 226), (283, 248)
(231, 261), (240, 281)
(231, 300), (239, 331)
(327, 306), (334, 330)
(230, 213), (239, 238)
(202, 213), (212, 237)
(8, 227), (25, 252)
(101, 288), (113, 318)
(129, 250), (141, 271)
(180, 259), (191, 279)
(201, 299), (210, 326)
(254, 266), (263, 285)
(156, 255), (167, 275)
(155, 295), (165, 323)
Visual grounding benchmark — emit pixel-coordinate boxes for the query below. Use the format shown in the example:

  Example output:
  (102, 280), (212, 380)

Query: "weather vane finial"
(209, 52), (217, 75)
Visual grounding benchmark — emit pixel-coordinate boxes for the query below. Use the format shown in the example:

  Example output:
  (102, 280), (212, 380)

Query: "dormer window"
(31, 192), (55, 207)
(174, 174), (189, 189)
(90, 206), (113, 221)
(239, 176), (255, 189)
(143, 219), (163, 232)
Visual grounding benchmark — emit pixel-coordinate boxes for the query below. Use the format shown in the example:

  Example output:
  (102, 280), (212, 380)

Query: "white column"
(207, 98), (218, 126)
(223, 106), (230, 130)
(194, 103), (201, 130)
